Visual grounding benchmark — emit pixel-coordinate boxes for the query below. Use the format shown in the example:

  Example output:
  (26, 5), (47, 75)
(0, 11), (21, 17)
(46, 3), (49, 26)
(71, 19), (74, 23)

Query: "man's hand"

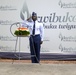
(40, 41), (43, 44)
(27, 17), (32, 21)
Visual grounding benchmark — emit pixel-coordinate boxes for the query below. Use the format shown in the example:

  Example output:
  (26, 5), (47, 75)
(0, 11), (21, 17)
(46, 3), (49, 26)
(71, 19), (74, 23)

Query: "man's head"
(32, 12), (37, 21)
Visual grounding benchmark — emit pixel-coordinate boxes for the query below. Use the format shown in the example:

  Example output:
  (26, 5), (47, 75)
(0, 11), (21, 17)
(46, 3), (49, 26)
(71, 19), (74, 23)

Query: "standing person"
(22, 12), (44, 63)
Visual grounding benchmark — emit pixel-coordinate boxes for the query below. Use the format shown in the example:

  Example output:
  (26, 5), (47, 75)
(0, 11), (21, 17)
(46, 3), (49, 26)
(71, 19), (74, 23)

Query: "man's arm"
(21, 16), (32, 27)
(27, 16), (32, 21)
(26, 16), (33, 23)
(21, 21), (29, 27)
(40, 23), (44, 44)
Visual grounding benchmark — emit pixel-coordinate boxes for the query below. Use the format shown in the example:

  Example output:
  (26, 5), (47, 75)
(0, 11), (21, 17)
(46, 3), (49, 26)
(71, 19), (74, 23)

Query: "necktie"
(32, 21), (35, 35)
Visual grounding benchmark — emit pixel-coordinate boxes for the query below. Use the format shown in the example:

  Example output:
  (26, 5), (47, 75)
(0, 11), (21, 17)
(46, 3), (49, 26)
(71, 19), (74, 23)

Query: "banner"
(0, 0), (76, 54)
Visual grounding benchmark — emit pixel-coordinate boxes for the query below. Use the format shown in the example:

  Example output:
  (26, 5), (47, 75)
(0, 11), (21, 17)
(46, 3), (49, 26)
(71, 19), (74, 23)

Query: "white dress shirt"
(22, 20), (44, 41)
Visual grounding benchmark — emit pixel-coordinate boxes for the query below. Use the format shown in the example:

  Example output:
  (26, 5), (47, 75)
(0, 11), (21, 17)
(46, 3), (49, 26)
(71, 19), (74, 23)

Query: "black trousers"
(29, 35), (41, 63)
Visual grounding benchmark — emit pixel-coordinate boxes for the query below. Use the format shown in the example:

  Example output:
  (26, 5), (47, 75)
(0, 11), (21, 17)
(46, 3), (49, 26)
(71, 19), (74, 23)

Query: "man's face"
(32, 16), (37, 21)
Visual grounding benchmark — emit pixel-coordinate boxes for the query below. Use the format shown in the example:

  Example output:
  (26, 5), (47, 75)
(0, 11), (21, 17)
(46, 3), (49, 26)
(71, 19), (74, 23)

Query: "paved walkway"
(0, 62), (76, 75)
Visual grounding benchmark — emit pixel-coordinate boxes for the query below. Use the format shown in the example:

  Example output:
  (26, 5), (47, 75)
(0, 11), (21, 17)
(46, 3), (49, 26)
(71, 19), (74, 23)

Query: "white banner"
(0, 0), (76, 54)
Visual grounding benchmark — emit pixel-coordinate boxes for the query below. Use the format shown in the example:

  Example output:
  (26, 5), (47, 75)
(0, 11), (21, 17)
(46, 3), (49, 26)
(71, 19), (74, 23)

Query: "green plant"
(14, 30), (30, 36)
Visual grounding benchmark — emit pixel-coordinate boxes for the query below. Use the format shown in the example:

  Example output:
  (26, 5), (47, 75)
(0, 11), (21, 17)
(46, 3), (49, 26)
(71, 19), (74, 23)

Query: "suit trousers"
(29, 34), (41, 63)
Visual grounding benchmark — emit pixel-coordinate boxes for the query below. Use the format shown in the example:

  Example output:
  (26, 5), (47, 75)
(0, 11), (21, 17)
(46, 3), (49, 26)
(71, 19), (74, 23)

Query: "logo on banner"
(20, 1), (30, 20)
(0, 5), (17, 11)
(59, 33), (76, 42)
(59, 44), (76, 52)
(58, 0), (76, 8)
(0, 20), (13, 25)
(0, 36), (16, 41)
(0, 46), (14, 52)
